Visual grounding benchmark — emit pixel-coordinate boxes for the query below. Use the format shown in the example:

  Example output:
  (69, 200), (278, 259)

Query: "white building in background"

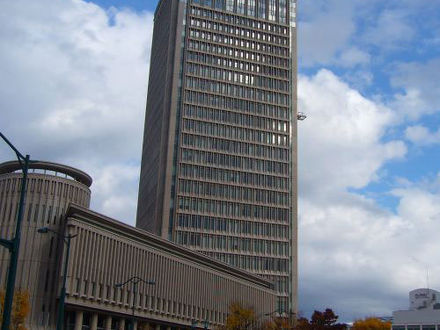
(393, 289), (440, 330)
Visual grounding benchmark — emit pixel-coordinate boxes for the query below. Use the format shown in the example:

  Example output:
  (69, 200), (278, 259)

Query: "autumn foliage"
(262, 316), (294, 330)
(352, 318), (391, 330)
(220, 302), (257, 330)
(0, 289), (30, 330)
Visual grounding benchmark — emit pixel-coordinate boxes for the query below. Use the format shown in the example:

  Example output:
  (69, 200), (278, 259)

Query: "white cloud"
(0, 0), (153, 220)
(298, 69), (405, 201)
(405, 125), (440, 145)
(92, 164), (140, 224)
(390, 58), (440, 120)
(338, 47), (370, 67)
(297, 70), (440, 320)
(298, 0), (356, 67)
(362, 9), (415, 50)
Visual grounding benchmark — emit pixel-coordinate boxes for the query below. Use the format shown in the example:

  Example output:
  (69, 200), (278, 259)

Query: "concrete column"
(91, 313), (99, 330)
(166, 327), (171, 330)
(74, 311), (84, 330)
(104, 315), (112, 330)
(155, 325), (161, 330)
(119, 319), (126, 330)
(133, 320), (138, 330)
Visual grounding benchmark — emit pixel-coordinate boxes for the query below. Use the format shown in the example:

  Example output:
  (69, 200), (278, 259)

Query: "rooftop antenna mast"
(426, 267), (430, 291)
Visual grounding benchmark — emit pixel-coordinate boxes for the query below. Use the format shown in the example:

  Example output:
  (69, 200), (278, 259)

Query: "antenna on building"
(297, 112), (307, 120)
(427, 267), (430, 291)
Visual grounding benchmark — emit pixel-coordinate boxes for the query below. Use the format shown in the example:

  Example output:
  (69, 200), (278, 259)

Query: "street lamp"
(114, 276), (155, 330)
(0, 132), (31, 330)
(37, 226), (78, 330)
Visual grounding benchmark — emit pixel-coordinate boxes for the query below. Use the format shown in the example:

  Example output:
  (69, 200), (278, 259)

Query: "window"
(258, 0), (266, 19)
(237, 0), (245, 14)
(248, 0), (256, 16)
(226, 0), (234, 12)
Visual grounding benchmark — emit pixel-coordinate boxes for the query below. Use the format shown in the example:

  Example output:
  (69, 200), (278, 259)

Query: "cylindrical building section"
(0, 160), (92, 329)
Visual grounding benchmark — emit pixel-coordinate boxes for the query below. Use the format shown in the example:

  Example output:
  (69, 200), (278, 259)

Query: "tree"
(352, 318), (391, 330)
(220, 302), (257, 330)
(0, 289), (30, 330)
(296, 309), (346, 330)
(262, 316), (294, 330)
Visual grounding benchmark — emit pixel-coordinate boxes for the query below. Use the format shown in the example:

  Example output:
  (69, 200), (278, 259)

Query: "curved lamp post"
(0, 132), (31, 330)
(115, 276), (155, 330)
(37, 226), (77, 330)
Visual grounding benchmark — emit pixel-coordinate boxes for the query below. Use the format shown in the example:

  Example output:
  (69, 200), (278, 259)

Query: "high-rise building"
(137, 0), (298, 314)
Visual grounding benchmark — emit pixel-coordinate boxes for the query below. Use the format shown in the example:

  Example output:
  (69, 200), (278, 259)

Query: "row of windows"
(176, 230), (289, 256)
(181, 133), (290, 161)
(188, 27), (288, 57)
(179, 179), (290, 206)
(180, 163), (290, 190)
(187, 39), (290, 74)
(181, 148), (289, 175)
(186, 50), (289, 78)
(186, 77), (289, 105)
(178, 196), (289, 221)
(190, 5), (291, 33)
(264, 275), (289, 294)
(182, 118), (290, 146)
(183, 105), (289, 133)
(207, 251), (292, 297)
(177, 213), (289, 238)
(184, 90), (290, 119)
(189, 16), (289, 46)
(191, 0), (291, 24)
(189, 243), (290, 273)
(186, 62), (289, 92)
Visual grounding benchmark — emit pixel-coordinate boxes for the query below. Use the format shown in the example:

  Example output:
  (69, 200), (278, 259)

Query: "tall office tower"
(137, 0), (298, 314)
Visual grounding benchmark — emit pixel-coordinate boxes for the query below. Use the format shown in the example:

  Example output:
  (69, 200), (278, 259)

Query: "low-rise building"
(0, 161), (277, 329)
(392, 289), (440, 330)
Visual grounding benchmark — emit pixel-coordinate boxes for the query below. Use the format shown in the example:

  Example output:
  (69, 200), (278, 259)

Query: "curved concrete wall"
(0, 160), (92, 329)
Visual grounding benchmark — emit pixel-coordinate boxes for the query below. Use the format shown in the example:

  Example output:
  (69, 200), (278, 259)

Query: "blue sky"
(1, 0), (440, 322)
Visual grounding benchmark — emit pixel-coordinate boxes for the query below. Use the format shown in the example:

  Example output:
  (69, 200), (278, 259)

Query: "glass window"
(407, 326), (420, 330)
(248, 0), (256, 16)
(226, 0), (234, 11)
(237, 0), (245, 14)
(215, 0), (225, 9)
(268, 0), (276, 21)
(258, 0), (266, 19)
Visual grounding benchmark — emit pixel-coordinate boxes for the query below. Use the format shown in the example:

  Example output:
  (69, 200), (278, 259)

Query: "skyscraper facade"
(137, 0), (298, 314)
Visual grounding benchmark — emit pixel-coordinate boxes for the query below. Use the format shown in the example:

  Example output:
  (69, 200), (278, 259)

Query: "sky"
(1, 0), (440, 322)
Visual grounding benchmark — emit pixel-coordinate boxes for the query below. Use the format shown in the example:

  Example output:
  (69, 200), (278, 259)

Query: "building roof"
(66, 204), (275, 290)
(0, 160), (92, 187)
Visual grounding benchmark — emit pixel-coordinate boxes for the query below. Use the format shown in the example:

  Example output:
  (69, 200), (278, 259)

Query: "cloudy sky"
(1, 0), (440, 322)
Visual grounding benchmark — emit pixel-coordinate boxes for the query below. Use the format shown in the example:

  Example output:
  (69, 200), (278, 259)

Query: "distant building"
(0, 160), (276, 329)
(392, 288), (440, 330)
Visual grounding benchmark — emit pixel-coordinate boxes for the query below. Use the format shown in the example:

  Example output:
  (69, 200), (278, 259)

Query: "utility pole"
(0, 132), (31, 330)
